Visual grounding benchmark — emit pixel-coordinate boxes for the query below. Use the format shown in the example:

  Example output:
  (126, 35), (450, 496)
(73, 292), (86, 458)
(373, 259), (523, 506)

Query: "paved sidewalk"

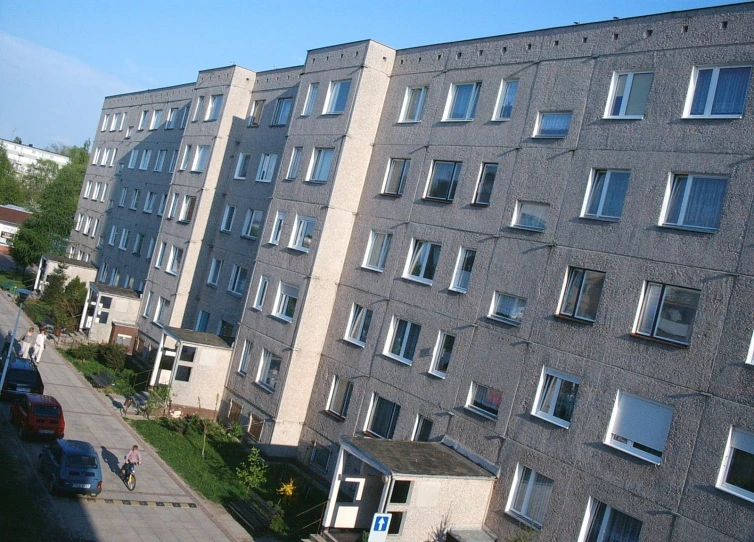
(0, 289), (254, 542)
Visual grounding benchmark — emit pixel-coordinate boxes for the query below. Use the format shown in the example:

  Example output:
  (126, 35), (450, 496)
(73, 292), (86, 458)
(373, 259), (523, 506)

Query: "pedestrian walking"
(18, 327), (34, 359)
(1, 330), (12, 360)
(31, 328), (46, 363)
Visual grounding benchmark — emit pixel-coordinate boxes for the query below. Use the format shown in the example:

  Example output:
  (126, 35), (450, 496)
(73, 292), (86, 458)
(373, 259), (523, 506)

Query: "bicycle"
(121, 462), (137, 491)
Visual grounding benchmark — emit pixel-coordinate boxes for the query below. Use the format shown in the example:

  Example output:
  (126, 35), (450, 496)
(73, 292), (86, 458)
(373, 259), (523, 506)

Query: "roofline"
(104, 82), (195, 100)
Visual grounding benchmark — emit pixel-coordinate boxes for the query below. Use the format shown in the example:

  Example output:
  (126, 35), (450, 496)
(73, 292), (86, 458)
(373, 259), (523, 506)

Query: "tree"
(21, 159), (60, 208)
(236, 448), (267, 497)
(0, 146), (24, 206)
(10, 142), (89, 268)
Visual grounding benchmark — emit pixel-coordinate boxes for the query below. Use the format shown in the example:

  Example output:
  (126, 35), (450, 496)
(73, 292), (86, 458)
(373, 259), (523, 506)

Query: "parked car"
(0, 358), (44, 400)
(11, 393), (65, 440)
(38, 439), (103, 497)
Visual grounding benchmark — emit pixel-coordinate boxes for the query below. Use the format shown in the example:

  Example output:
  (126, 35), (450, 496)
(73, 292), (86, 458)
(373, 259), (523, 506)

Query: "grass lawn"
(0, 268), (32, 292)
(129, 418), (328, 538)
(62, 350), (148, 396)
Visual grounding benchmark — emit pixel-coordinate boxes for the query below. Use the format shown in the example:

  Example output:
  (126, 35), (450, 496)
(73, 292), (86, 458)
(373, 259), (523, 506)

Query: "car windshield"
(66, 454), (98, 468)
(34, 405), (61, 417)
(8, 370), (40, 385)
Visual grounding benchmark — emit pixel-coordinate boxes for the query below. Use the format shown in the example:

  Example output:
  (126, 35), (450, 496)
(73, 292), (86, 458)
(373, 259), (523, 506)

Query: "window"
(532, 368), (581, 428)
(489, 292), (526, 326)
(97, 182), (106, 202)
(154, 149), (167, 172)
(108, 225), (118, 246)
(91, 218), (99, 238)
(83, 216), (93, 236)
(192, 145), (210, 172)
(512, 201), (548, 231)
(228, 265), (249, 295)
(109, 149), (117, 167)
(257, 350), (281, 391)
(425, 160), (462, 201)
(167, 193), (180, 219)
(366, 395), (400, 439)
(308, 148), (334, 183)
(606, 392), (674, 464)
(149, 109), (163, 130)
(154, 242), (166, 268)
(506, 465), (554, 529)
(155, 296), (170, 324)
(578, 499), (642, 542)
(241, 209), (263, 239)
(535, 112), (572, 137)
(157, 194), (167, 216)
(412, 416), (433, 442)
(179, 196), (197, 223)
(345, 304), (373, 346)
(384, 317), (421, 365)
(142, 291), (153, 318)
(118, 188), (128, 207)
(75, 214), (83, 231)
(255, 153), (277, 182)
(125, 126), (133, 138)
(166, 107), (179, 129)
(191, 96), (204, 122)
(466, 382), (502, 420)
(127, 150), (138, 169)
(324, 80), (351, 114)
(179, 145), (192, 170)
(143, 191), (156, 213)
(101, 114), (109, 131)
(605, 72), (654, 118)
(195, 310), (209, 333)
(221, 205), (236, 232)
(404, 239), (441, 284)
(400, 86), (427, 122)
(634, 282), (700, 345)
(118, 228), (130, 250)
(444, 82), (481, 120)
(302, 83), (319, 116)
(132, 233), (144, 255)
(473, 163), (498, 205)
(382, 158), (410, 196)
(450, 248), (476, 293)
(430, 332), (455, 377)
(207, 258), (223, 286)
(269, 211), (285, 244)
(129, 189), (141, 210)
(286, 147), (302, 180)
(238, 340), (252, 375)
(582, 170), (630, 220)
(166, 246), (184, 275)
(327, 377), (353, 418)
(206, 94), (223, 121)
(144, 238), (154, 258)
(83, 180), (93, 199)
(180, 104), (189, 128)
(661, 174), (727, 232)
(234, 153), (251, 179)
(684, 66), (751, 118)
(271, 97), (293, 126)
(559, 268), (606, 322)
(101, 148), (111, 166)
(273, 283), (298, 322)
(138, 110), (149, 130)
(494, 80), (519, 120)
(310, 443), (331, 471)
(253, 276), (269, 310)
(290, 216), (315, 252)
(717, 427), (754, 502)
(248, 99), (265, 126)
(363, 231), (392, 271)
(248, 412), (264, 442)
(92, 147), (101, 165)
(168, 150), (178, 173)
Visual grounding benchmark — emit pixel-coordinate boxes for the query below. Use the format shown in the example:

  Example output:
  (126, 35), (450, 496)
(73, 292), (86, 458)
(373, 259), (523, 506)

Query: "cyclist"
(121, 445), (142, 477)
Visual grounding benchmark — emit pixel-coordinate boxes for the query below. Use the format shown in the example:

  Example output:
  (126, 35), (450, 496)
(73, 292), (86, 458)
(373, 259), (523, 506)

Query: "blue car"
(38, 439), (102, 497)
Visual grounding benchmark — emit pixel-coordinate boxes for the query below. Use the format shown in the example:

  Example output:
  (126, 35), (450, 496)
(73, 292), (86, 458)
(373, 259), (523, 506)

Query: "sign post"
(367, 513), (392, 542)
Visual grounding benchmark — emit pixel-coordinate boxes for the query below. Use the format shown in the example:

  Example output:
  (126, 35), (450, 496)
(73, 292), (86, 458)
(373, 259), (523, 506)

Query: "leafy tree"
(0, 146), (24, 206)
(12, 136), (22, 144)
(35, 267), (87, 330)
(11, 142), (89, 268)
(236, 448), (268, 496)
(45, 143), (73, 157)
(22, 159), (60, 208)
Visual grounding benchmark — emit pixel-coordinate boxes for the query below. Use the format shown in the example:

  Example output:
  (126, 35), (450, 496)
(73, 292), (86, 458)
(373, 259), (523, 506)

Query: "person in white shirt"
(31, 328), (46, 363)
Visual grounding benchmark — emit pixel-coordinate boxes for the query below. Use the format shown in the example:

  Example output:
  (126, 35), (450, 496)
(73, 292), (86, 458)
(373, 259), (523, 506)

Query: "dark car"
(0, 358), (44, 400)
(38, 439), (102, 497)
(11, 393), (65, 440)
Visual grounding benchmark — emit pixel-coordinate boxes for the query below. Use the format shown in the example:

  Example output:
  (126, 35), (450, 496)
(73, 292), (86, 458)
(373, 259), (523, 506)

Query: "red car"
(11, 393), (65, 440)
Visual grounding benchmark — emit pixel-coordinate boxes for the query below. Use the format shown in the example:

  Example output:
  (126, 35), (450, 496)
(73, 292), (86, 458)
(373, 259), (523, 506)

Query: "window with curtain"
(367, 395), (400, 439)
(536, 112), (572, 137)
(445, 82), (481, 120)
(579, 499), (642, 542)
(489, 292), (526, 326)
(404, 239), (441, 283)
(533, 368), (581, 428)
(466, 382), (502, 419)
(513, 201), (549, 231)
(559, 268), (606, 322)
(685, 66), (751, 117)
(662, 174), (727, 232)
(582, 170), (630, 220)
(506, 465), (554, 529)
(385, 317), (421, 364)
(635, 281), (700, 345)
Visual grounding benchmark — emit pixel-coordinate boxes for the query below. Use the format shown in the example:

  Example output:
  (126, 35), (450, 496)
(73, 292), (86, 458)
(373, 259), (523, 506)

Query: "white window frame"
(302, 83), (319, 116)
(399, 86), (428, 122)
(429, 331), (455, 377)
(324, 79), (352, 114)
(269, 211), (285, 245)
(166, 245), (184, 275)
(256, 350), (281, 392)
(142, 291), (153, 318)
(465, 382), (502, 420)
(604, 71), (654, 119)
(289, 216), (315, 252)
(191, 96), (204, 122)
(227, 264), (249, 296)
(145, 237), (155, 260)
(166, 107), (179, 129)
(345, 304), (373, 347)
(238, 340), (252, 375)
(577, 499), (642, 542)
(450, 247), (476, 293)
(505, 464), (554, 530)
(382, 158), (410, 196)
(178, 195), (197, 223)
(488, 292), (526, 326)
(307, 148), (334, 183)
(558, 267), (606, 323)
(138, 110), (149, 130)
(273, 282), (298, 322)
(247, 99), (265, 126)
(127, 150), (138, 169)
(534, 112), (572, 138)
(425, 160), (462, 202)
(683, 65), (752, 119)
(157, 194), (168, 216)
(101, 114), (109, 132)
(129, 188), (141, 210)
(473, 163), (498, 205)
(179, 145), (192, 170)
(383, 317), (421, 365)
(149, 109), (163, 130)
(241, 209), (263, 240)
(605, 391), (674, 465)
(234, 153), (251, 179)
(206, 94), (223, 121)
(532, 367), (581, 429)
(365, 394), (400, 439)
(716, 426), (754, 503)
(403, 239), (441, 284)
(108, 225), (118, 246)
(493, 79), (519, 120)
(443, 82), (481, 121)
(326, 376), (353, 419)
(255, 153), (277, 182)
(252, 276), (269, 310)
(220, 205), (236, 232)
(118, 187), (128, 207)
(154, 242), (166, 268)
(207, 258), (223, 286)
(286, 147), (302, 180)
(191, 145), (210, 172)
(362, 231), (392, 272)
(633, 281), (700, 345)
(143, 191), (156, 213)
(118, 228), (130, 251)
(167, 193), (180, 219)
(581, 169), (630, 221)
(154, 149), (167, 172)
(271, 97), (293, 126)
(168, 150), (178, 173)
(83, 180), (93, 198)
(659, 173), (727, 232)
(512, 201), (549, 232)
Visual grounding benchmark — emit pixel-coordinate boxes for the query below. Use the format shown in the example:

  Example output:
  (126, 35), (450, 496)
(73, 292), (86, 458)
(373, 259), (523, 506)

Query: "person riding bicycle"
(121, 445), (142, 477)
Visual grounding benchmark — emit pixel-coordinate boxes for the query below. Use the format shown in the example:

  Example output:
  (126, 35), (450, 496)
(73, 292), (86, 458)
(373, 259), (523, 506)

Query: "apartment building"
(66, 4), (754, 540)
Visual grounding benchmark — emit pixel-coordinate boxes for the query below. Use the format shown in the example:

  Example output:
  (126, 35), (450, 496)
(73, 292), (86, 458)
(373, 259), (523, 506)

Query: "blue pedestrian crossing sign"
(368, 513), (392, 542)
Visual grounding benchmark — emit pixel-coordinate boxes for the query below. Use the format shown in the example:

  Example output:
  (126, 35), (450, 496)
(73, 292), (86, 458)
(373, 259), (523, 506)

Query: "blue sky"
(0, 0), (742, 150)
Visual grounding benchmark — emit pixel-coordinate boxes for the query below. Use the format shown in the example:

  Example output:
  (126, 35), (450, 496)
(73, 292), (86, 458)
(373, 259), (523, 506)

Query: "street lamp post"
(0, 289), (33, 395)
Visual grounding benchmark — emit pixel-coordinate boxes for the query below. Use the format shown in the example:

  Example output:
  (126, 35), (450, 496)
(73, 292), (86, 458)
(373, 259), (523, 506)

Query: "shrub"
(69, 343), (99, 361)
(99, 342), (126, 371)
(236, 448), (267, 496)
